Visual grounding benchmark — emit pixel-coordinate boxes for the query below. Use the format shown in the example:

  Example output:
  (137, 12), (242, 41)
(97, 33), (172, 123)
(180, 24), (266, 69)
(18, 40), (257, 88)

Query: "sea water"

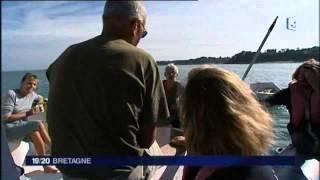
(1, 63), (301, 148)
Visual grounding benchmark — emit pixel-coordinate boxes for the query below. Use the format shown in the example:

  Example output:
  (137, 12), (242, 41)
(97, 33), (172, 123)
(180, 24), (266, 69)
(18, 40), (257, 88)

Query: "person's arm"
(172, 82), (185, 111)
(2, 90), (37, 122)
(139, 124), (156, 148)
(138, 56), (170, 148)
(176, 82), (185, 96)
(264, 88), (290, 107)
(5, 109), (36, 122)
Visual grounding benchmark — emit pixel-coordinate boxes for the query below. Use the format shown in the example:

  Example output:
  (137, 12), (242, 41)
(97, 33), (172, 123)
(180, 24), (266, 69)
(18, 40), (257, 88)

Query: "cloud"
(2, 0), (319, 71)
(2, 1), (104, 71)
(140, 0), (319, 61)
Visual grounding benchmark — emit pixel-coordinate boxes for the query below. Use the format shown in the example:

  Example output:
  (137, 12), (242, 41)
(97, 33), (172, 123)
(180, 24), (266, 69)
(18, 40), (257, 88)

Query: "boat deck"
(8, 125), (319, 180)
(11, 126), (186, 180)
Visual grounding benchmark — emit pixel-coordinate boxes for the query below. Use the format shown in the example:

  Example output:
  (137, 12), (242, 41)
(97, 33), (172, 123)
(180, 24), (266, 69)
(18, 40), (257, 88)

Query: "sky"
(2, 0), (319, 71)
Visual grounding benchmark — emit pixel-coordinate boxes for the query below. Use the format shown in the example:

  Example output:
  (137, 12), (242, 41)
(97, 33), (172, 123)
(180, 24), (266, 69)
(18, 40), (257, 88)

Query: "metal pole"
(242, 16), (278, 80)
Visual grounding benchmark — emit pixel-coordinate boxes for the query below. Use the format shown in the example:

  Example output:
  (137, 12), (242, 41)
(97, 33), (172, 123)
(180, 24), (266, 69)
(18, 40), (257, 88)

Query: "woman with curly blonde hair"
(180, 65), (276, 180)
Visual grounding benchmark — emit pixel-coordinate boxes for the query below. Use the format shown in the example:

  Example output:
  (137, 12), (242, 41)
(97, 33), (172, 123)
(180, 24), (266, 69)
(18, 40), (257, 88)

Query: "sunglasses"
(140, 23), (148, 38)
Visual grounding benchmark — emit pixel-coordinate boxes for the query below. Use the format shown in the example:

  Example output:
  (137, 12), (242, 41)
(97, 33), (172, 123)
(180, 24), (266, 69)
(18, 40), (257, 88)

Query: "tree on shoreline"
(157, 46), (319, 65)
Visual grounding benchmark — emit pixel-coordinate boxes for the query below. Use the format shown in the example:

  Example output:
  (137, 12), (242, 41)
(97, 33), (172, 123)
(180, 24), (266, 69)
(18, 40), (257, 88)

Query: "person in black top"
(265, 59), (320, 156)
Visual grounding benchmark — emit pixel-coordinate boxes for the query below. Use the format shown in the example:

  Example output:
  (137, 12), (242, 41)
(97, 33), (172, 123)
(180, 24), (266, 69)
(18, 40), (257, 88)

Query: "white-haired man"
(163, 63), (184, 128)
(46, 1), (169, 179)
(162, 63), (185, 146)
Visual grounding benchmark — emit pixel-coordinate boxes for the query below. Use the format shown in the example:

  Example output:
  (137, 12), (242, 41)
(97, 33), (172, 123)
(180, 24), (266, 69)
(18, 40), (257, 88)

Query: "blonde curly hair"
(292, 58), (320, 92)
(180, 65), (273, 155)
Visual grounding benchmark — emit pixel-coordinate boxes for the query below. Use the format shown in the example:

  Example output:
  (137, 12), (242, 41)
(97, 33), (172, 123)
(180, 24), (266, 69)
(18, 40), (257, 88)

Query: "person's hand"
(26, 108), (37, 117)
